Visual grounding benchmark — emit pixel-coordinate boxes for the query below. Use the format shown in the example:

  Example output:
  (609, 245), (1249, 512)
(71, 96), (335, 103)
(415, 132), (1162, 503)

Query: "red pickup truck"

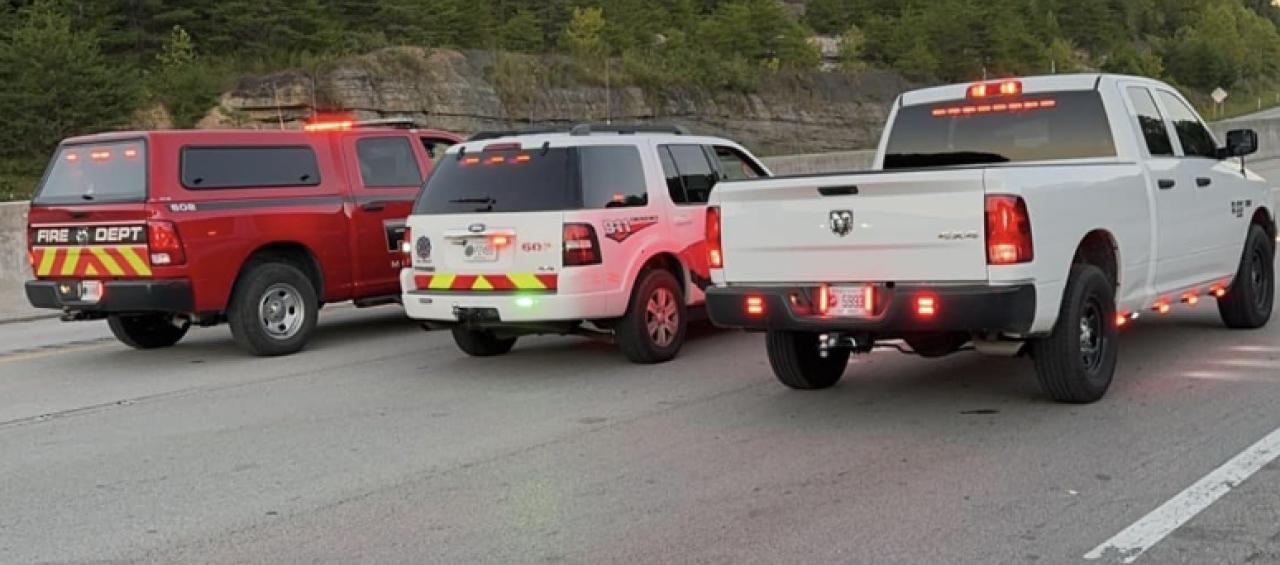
(25, 120), (461, 355)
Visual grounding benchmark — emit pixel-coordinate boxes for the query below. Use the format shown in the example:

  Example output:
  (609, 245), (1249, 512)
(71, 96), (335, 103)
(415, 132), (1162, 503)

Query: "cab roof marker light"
(968, 80), (1021, 99)
(486, 155), (506, 165)
(303, 120), (353, 132)
(65, 153), (79, 162)
(513, 154), (532, 164)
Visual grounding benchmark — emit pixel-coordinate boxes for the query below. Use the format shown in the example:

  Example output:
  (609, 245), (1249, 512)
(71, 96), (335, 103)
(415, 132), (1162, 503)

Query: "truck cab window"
(713, 146), (765, 180)
(1126, 87), (1174, 157)
(663, 144), (717, 204)
(357, 137), (422, 187)
(1157, 91), (1218, 159)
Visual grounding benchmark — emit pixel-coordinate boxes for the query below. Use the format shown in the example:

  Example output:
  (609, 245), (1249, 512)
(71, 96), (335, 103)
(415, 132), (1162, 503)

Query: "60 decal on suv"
(400, 123), (771, 363)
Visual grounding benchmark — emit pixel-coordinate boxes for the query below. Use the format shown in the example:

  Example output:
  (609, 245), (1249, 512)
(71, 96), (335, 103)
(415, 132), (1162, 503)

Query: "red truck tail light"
(745, 296), (765, 316)
(563, 223), (601, 266)
(916, 295), (938, 317)
(985, 195), (1033, 265)
(706, 206), (723, 269)
(147, 221), (186, 266)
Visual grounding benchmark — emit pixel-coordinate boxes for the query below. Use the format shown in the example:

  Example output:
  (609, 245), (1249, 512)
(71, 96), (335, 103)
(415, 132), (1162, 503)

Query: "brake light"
(490, 234), (510, 247)
(817, 284), (831, 316)
(563, 223), (602, 266)
(985, 195), (1033, 265)
(400, 226), (413, 267)
(706, 206), (723, 269)
(916, 295), (937, 317)
(90, 150), (111, 162)
(968, 80), (1021, 99)
(147, 221), (186, 266)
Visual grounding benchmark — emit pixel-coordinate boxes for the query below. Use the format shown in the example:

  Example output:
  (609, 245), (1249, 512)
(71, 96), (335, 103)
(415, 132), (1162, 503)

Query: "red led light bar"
(931, 98), (1056, 118)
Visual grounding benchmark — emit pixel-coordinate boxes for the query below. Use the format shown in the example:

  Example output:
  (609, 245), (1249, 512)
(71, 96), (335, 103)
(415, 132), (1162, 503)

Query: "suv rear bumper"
(402, 290), (618, 324)
(26, 280), (194, 313)
(706, 283), (1036, 335)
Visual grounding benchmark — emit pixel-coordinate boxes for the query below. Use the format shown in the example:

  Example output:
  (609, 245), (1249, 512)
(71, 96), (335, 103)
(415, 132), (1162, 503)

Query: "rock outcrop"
(201, 47), (908, 155)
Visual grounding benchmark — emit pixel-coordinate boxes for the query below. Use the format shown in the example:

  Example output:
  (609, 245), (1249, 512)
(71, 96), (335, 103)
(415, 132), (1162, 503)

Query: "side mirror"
(1224, 129), (1259, 158)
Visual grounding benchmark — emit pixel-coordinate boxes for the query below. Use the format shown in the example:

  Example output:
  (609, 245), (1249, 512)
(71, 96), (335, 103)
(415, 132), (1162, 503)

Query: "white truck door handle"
(674, 214), (693, 226)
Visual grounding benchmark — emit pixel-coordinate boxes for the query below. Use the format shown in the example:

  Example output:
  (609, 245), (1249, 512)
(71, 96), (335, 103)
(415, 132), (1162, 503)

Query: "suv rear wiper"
(449, 197), (496, 212)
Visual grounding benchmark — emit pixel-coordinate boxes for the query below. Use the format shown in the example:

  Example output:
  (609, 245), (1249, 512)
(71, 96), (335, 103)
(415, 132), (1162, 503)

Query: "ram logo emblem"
(829, 210), (853, 237)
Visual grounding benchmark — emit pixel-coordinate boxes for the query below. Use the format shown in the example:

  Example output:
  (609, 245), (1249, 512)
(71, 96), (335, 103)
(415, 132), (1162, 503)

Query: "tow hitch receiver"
(818, 332), (874, 358)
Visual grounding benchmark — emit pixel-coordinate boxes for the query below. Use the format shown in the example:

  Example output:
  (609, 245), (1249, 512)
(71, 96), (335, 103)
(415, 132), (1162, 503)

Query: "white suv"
(400, 124), (771, 363)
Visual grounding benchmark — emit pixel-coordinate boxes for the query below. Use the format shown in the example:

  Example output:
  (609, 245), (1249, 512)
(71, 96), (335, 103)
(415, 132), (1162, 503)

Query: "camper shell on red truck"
(25, 121), (462, 356)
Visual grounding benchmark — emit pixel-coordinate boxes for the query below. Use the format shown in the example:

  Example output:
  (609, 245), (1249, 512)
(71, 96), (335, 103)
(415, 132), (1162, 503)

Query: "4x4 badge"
(829, 210), (853, 237)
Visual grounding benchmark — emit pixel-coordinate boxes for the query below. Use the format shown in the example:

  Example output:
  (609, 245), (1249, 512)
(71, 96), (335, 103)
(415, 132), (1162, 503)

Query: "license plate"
(828, 285), (870, 318)
(463, 239), (497, 262)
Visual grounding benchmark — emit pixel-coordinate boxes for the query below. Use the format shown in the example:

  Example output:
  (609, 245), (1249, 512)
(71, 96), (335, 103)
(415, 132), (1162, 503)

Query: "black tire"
(616, 269), (687, 364)
(107, 314), (188, 349)
(1030, 264), (1118, 404)
(1218, 224), (1275, 329)
(227, 261), (319, 357)
(451, 328), (517, 357)
(766, 330), (850, 390)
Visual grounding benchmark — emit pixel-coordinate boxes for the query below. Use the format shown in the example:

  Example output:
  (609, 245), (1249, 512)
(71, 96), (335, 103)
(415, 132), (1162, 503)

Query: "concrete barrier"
(760, 150), (876, 176)
(0, 202), (32, 320)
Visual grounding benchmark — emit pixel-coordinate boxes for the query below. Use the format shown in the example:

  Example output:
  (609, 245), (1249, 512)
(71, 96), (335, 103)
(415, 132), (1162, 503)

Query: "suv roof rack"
(466, 123), (688, 142)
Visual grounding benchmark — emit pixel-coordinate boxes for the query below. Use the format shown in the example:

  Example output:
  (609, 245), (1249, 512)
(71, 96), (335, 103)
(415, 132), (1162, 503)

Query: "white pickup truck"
(705, 74), (1276, 403)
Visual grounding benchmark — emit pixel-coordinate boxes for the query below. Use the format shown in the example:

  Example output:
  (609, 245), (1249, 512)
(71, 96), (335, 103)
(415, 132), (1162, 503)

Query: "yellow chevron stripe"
(117, 246), (151, 276)
(84, 264), (99, 276)
(471, 276), (494, 290)
(92, 247), (126, 276)
(428, 274), (455, 290)
(60, 247), (81, 276)
(507, 273), (546, 290)
(36, 248), (55, 276)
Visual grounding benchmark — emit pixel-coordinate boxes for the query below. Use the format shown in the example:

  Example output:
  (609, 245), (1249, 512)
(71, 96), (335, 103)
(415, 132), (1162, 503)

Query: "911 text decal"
(603, 216), (659, 243)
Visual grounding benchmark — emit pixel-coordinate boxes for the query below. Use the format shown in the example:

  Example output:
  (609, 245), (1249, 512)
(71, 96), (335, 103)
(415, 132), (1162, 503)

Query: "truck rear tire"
(228, 262), (319, 357)
(107, 314), (188, 349)
(1030, 264), (1117, 403)
(1218, 224), (1274, 329)
(616, 269), (687, 364)
(451, 328), (517, 357)
(766, 330), (849, 390)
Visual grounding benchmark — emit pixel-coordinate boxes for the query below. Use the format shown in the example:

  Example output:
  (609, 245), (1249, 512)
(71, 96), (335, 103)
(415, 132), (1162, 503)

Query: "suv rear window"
(181, 146), (321, 189)
(884, 90), (1116, 169)
(415, 146), (649, 214)
(34, 140), (147, 205)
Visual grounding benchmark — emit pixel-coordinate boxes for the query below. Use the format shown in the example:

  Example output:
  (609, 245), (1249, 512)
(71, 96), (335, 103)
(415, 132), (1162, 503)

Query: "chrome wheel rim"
(260, 283), (304, 340)
(1079, 298), (1105, 371)
(645, 287), (679, 348)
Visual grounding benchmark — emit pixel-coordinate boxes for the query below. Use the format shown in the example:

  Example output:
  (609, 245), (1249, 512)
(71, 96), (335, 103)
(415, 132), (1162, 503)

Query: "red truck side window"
(356, 137), (422, 187)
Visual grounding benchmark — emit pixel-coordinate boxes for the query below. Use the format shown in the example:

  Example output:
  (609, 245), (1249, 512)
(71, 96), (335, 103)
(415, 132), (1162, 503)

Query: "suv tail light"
(400, 226), (413, 267)
(147, 221), (186, 266)
(985, 195), (1033, 265)
(563, 223), (602, 266)
(706, 206), (723, 269)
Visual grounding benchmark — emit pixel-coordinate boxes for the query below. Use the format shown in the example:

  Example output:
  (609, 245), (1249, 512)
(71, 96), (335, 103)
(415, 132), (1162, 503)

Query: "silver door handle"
(673, 215), (693, 226)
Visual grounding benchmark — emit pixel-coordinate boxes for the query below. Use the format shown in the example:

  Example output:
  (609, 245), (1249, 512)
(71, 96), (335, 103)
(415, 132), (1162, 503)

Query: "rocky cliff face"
(200, 48), (908, 155)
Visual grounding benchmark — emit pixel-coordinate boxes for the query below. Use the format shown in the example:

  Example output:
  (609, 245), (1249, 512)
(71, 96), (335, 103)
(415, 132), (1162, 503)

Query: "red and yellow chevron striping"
(413, 273), (558, 292)
(31, 246), (152, 278)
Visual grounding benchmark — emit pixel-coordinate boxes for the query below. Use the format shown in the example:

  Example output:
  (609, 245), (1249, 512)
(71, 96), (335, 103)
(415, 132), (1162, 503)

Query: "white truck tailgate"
(716, 168), (989, 283)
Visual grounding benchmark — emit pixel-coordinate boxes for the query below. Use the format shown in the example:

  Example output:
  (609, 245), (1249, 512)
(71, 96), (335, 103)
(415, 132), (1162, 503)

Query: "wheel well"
(231, 243), (324, 303)
(641, 252), (686, 288)
(1253, 207), (1277, 241)
(1073, 230), (1119, 289)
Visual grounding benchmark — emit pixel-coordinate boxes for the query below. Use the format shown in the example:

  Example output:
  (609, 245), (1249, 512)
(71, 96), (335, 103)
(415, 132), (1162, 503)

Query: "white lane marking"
(1229, 345), (1280, 353)
(1084, 426), (1280, 563)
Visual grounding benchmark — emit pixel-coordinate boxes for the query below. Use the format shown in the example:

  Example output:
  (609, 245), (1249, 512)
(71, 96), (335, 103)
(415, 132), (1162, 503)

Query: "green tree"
(0, 1), (139, 159)
(562, 6), (608, 62)
(148, 25), (227, 128)
(499, 9), (545, 52)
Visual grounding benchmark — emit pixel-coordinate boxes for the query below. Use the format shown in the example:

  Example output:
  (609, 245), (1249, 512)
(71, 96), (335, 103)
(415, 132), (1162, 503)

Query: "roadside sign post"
(1212, 87), (1229, 119)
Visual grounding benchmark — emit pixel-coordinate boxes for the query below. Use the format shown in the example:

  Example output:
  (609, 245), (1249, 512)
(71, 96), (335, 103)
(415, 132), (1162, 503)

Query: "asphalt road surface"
(0, 261), (1278, 565)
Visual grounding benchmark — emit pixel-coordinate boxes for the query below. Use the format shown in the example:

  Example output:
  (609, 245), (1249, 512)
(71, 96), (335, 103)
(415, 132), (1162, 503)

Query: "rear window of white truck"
(884, 90), (1116, 169)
